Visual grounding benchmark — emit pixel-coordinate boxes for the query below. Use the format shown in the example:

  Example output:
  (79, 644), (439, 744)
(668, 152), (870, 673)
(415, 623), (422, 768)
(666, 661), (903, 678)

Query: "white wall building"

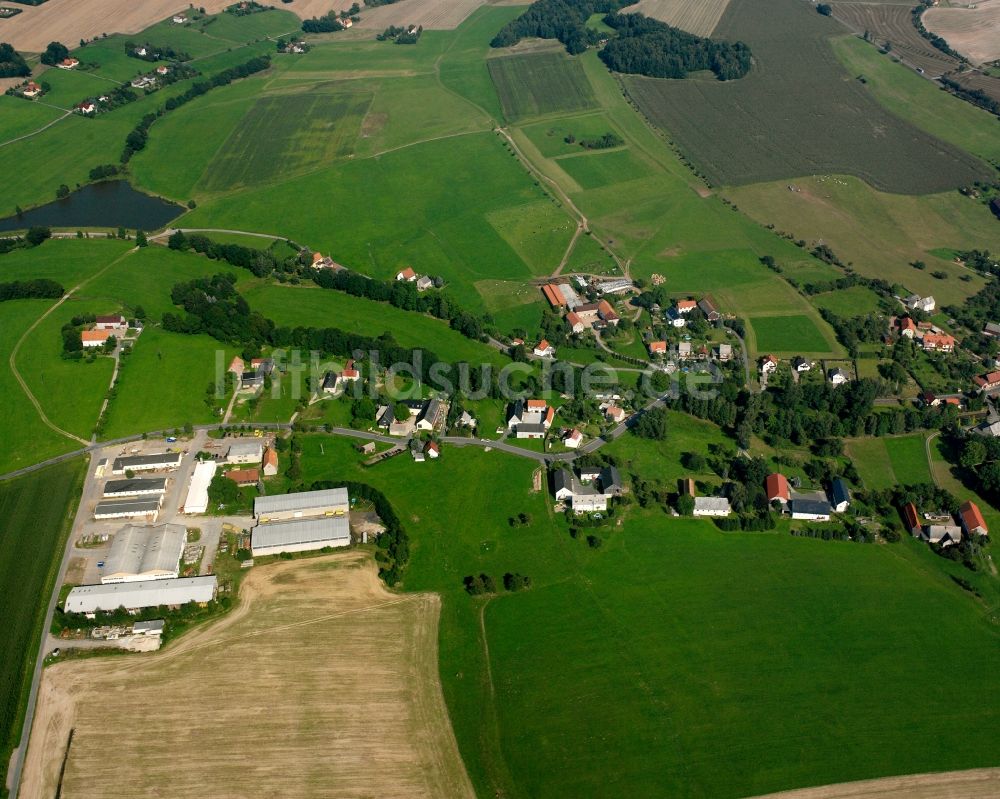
(251, 517), (351, 557)
(183, 460), (217, 514)
(94, 498), (162, 521)
(253, 487), (350, 522)
(227, 440), (264, 464)
(101, 523), (186, 584)
(64, 576), (217, 615)
(693, 497), (731, 517)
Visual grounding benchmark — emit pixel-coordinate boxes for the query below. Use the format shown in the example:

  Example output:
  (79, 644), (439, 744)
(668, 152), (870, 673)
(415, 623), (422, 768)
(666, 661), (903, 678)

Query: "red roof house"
(959, 500), (987, 536)
(901, 502), (921, 535)
(765, 473), (790, 504)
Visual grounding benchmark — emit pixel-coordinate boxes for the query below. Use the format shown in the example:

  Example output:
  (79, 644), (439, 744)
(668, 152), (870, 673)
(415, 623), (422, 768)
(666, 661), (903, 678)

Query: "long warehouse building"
(64, 576), (217, 614)
(251, 517), (351, 557)
(183, 460), (217, 514)
(101, 523), (186, 584)
(103, 477), (167, 498)
(111, 452), (182, 475)
(94, 497), (162, 521)
(254, 487), (349, 522)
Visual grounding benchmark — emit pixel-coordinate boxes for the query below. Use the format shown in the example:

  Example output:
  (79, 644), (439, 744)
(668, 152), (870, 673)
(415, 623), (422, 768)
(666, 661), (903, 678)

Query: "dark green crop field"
(488, 50), (598, 122)
(624, 0), (992, 192)
(0, 459), (85, 792)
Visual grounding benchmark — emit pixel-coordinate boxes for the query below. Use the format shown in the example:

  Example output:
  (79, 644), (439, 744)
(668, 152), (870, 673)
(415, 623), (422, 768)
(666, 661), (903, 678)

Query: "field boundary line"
(0, 110), (72, 149)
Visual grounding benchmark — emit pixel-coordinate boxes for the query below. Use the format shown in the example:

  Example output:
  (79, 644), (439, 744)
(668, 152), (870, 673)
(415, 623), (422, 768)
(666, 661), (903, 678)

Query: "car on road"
(97, 560), (104, 568)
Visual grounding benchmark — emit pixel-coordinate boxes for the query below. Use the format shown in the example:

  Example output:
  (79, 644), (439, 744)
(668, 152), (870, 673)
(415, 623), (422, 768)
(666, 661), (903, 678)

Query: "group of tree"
(464, 572), (532, 595)
(491, 0), (628, 54)
(912, 2), (965, 61)
(39, 41), (69, 66)
(599, 13), (752, 80)
(0, 278), (63, 302)
(169, 230), (279, 277)
(632, 405), (668, 440)
(565, 131), (623, 149)
(376, 25), (422, 44)
(302, 10), (354, 32)
(0, 42), (30, 78)
(941, 77), (1000, 118)
(121, 54), (270, 162)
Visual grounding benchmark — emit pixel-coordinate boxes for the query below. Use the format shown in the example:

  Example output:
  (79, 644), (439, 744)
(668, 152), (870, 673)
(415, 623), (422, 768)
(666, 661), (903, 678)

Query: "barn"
(101, 524), (186, 584)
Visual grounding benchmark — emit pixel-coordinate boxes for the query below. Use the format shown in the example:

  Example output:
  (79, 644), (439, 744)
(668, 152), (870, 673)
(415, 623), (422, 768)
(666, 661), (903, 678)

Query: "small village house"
(693, 496), (731, 517)
(563, 429), (583, 449)
(760, 355), (778, 375)
(262, 447), (278, 476)
(959, 500), (988, 537)
(648, 341), (667, 357)
(566, 311), (586, 334)
(81, 329), (112, 348)
(765, 473), (789, 506)
(828, 368), (850, 386)
(395, 267), (417, 282)
(533, 340), (555, 358)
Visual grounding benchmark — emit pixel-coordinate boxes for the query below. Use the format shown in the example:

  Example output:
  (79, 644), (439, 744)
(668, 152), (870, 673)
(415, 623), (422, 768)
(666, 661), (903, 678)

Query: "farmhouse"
(262, 447), (278, 476)
(693, 496), (731, 517)
(111, 452), (182, 475)
(542, 282), (580, 308)
(76, 101), (97, 115)
(921, 524), (963, 547)
(81, 329), (111, 348)
(425, 441), (440, 459)
(698, 296), (721, 321)
(395, 267), (416, 282)
(973, 370), (1000, 392)
(131, 75), (156, 89)
(58, 57), (80, 69)
(457, 410), (477, 429)
(904, 294), (936, 313)
(828, 368), (850, 386)
(416, 276), (434, 291)
(714, 343), (733, 362)
(830, 478), (850, 513)
(254, 486), (349, 522)
(507, 399), (554, 438)
(901, 502), (922, 536)
(552, 468), (619, 513)
(183, 460), (217, 514)
(790, 496), (832, 521)
(310, 252), (343, 271)
(566, 311), (586, 334)
(792, 356), (812, 372)
(173, 14), (188, 23)
(648, 340), (667, 356)
(676, 299), (697, 314)
(533, 340), (556, 358)
(604, 404), (626, 423)
(759, 355), (778, 375)
(251, 517), (350, 557)
(415, 398), (444, 431)
(959, 500), (988, 537)
(64, 575), (217, 615)
(677, 342), (693, 360)
(95, 315), (127, 331)
(94, 498), (162, 521)
(922, 333), (956, 352)
(22, 81), (42, 98)
(227, 440), (264, 464)
(666, 307), (687, 328)
(103, 478), (167, 498)
(226, 468), (259, 486)
(896, 316), (917, 339)
(765, 473), (790, 506)
(101, 523), (186, 584)
(597, 300), (620, 325)
(563, 429), (583, 449)
(156, 65), (169, 76)
(322, 359), (361, 394)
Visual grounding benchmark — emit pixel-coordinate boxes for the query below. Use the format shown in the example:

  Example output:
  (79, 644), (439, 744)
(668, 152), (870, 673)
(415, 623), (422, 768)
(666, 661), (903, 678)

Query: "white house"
(533, 340), (556, 358)
(760, 355), (778, 375)
(790, 497), (831, 522)
(563, 429), (583, 449)
(693, 496), (731, 517)
(904, 294), (936, 313)
(828, 368), (850, 386)
(395, 267), (417, 282)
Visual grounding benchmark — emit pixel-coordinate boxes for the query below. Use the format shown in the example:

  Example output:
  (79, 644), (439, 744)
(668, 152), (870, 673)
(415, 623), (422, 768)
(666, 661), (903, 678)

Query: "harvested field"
(19, 552), (474, 799)
(624, 0), (992, 193)
(952, 71), (1000, 105)
(747, 768), (1000, 799)
(355, 0), (488, 30)
(925, 0), (1000, 65)
(830, 2), (960, 76)
(0, 0), (233, 52)
(621, 0), (732, 36)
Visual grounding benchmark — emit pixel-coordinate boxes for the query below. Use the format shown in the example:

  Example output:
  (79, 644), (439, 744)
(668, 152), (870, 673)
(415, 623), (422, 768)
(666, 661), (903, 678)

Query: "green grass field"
(488, 50), (598, 122)
(624, 0), (992, 193)
(847, 434), (932, 489)
(240, 281), (511, 366)
(282, 435), (1000, 799)
(749, 314), (834, 354)
(521, 113), (625, 158)
(554, 148), (650, 190)
(183, 132), (569, 312)
(0, 459), (85, 792)
(810, 284), (885, 317)
(0, 97), (65, 144)
(199, 87), (373, 192)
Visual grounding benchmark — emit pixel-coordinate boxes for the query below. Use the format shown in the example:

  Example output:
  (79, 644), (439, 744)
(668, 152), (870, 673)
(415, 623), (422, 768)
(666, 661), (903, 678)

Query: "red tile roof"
(974, 371), (1000, 388)
(527, 399), (546, 410)
(397, 267), (416, 280)
(677, 299), (697, 311)
(566, 311), (584, 328)
(263, 448), (278, 469)
(901, 502), (920, 533)
(959, 500), (987, 534)
(225, 468), (259, 485)
(765, 473), (789, 502)
(542, 284), (565, 307)
(649, 341), (667, 354)
(81, 330), (111, 343)
(544, 406), (555, 426)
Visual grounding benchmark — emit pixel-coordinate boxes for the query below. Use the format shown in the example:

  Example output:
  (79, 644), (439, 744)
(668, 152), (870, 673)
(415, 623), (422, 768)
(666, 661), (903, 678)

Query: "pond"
(0, 181), (185, 233)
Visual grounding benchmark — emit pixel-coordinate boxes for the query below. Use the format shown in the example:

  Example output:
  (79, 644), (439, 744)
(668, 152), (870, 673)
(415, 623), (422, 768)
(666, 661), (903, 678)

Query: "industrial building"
(111, 452), (182, 475)
(64, 576), (217, 615)
(94, 497), (162, 521)
(227, 440), (264, 464)
(251, 517), (351, 557)
(101, 524), (186, 584)
(253, 487), (349, 522)
(183, 460), (217, 514)
(103, 477), (168, 498)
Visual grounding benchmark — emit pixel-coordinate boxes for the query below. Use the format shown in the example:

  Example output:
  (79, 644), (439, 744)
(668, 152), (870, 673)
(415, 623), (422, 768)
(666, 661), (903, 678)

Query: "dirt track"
(19, 552), (474, 799)
(746, 768), (1000, 799)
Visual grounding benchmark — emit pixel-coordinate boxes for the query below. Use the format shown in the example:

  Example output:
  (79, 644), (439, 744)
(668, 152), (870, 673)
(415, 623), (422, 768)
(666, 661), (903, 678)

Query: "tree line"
(491, 0), (628, 54)
(0, 278), (62, 302)
(0, 42), (30, 78)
